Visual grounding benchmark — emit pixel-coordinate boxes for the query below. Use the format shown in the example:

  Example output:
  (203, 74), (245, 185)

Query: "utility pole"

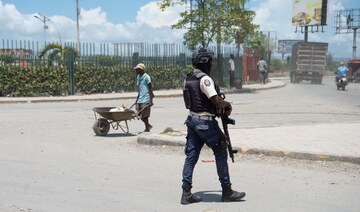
(261, 31), (277, 65)
(76, 0), (81, 58)
(69, 0), (81, 95)
(34, 13), (50, 44)
(353, 28), (358, 58)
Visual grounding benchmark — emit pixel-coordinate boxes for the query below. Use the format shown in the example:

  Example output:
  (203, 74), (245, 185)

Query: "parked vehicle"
(347, 59), (360, 83)
(336, 75), (348, 91)
(290, 42), (328, 84)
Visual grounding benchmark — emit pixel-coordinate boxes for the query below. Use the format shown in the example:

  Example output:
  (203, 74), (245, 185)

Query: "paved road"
(1, 77), (359, 164)
(0, 138), (359, 212)
(0, 77), (360, 211)
(140, 76), (360, 164)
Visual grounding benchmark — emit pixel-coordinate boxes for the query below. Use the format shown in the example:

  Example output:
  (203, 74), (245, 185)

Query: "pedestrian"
(134, 63), (154, 132)
(257, 57), (267, 84)
(181, 48), (246, 205)
(228, 54), (235, 88)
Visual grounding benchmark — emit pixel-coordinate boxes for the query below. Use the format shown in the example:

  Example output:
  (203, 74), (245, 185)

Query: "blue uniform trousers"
(182, 115), (231, 189)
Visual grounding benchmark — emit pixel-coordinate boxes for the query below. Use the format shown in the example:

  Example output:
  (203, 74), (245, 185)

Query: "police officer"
(181, 48), (246, 205)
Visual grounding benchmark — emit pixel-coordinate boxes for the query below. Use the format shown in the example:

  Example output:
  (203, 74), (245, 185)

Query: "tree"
(159, 0), (257, 86)
(326, 52), (337, 72)
(234, 12), (258, 57)
(38, 43), (78, 67)
(243, 31), (268, 58)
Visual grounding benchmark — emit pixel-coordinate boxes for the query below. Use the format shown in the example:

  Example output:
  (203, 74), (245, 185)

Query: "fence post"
(132, 52), (139, 89)
(132, 52), (139, 67)
(66, 51), (75, 95)
(179, 53), (186, 68)
(237, 56), (243, 87)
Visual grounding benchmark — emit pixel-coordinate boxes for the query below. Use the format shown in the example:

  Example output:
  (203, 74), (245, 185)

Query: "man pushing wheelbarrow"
(133, 63), (155, 132)
(92, 63), (154, 136)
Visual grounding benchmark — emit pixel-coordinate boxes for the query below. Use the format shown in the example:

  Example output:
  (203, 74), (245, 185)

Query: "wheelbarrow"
(92, 104), (150, 136)
(92, 107), (136, 136)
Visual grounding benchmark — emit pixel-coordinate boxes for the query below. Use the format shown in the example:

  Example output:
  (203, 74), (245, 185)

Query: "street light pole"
(76, 0), (81, 58)
(34, 13), (50, 44)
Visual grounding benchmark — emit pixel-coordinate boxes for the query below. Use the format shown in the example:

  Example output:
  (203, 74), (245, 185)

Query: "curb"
(137, 133), (360, 165)
(137, 136), (185, 147)
(237, 147), (360, 165)
(223, 81), (287, 94)
(0, 80), (287, 104)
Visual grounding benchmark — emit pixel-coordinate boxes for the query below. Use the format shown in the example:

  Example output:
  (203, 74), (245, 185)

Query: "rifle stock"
(221, 115), (238, 163)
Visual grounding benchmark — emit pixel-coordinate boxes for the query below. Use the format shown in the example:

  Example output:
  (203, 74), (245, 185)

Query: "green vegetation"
(159, 0), (257, 86)
(0, 66), (68, 96)
(0, 63), (190, 97)
(326, 53), (338, 72)
(38, 43), (78, 67)
(161, 127), (183, 135)
(159, 0), (257, 50)
(0, 55), (16, 65)
(162, 127), (175, 134)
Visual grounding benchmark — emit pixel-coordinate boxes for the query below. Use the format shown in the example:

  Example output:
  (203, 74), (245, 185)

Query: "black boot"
(181, 187), (202, 205)
(222, 184), (246, 202)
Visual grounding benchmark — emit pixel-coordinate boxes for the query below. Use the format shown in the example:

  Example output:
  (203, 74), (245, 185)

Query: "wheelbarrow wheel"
(93, 118), (110, 136)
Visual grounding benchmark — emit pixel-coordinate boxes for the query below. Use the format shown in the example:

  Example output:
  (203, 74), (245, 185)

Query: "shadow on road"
(193, 190), (246, 203)
(95, 133), (137, 138)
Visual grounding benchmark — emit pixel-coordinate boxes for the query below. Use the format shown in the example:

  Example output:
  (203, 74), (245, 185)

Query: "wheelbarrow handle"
(128, 102), (152, 117)
(129, 102), (137, 110)
(135, 104), (152, 117)
(138, 104), (150, 112)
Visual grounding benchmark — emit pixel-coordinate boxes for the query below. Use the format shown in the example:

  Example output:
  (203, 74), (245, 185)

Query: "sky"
(0, 0), (359, 59)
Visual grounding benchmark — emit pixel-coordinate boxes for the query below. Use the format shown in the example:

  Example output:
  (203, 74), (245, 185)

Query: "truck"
(347, 58), (360, 83)
(290, 42), (328, 84)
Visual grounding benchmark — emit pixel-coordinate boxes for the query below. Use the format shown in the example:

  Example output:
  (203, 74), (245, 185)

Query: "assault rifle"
(221, 115), (238, 163)
(219, 93), (238, 162)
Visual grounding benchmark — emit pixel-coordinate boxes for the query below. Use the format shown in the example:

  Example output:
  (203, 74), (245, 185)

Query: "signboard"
(278, 40), (303, 54)
(292, 0), (327, 26)
(334, 9), (360, 34)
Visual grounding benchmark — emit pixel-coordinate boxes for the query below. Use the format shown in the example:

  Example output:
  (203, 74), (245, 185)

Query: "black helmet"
(192, 48), (213, 65)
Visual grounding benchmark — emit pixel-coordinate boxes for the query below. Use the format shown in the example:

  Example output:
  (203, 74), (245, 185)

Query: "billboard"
(278, 40), (303, 54)
(334, 9), (360, 34)
(292, 0), (327, 26)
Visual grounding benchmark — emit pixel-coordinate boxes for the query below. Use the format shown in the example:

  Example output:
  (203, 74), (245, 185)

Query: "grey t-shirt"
(257, 60), (267, 72)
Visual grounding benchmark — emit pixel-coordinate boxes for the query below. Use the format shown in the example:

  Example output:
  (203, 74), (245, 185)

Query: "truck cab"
(347, 59), (360, 83)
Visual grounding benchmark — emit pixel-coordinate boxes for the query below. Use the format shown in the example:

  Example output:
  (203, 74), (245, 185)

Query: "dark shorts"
(137, 103), (151, 118)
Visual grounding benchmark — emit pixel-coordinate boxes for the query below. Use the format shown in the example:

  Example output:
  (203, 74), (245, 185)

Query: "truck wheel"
(355, 76), (360, 83)
(290, 73), (295, 83)
(93, 118), (110, 136)
(291, 73), (299, 83)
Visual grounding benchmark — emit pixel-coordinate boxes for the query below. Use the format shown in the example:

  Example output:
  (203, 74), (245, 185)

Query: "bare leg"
(142, 117), (152, 132)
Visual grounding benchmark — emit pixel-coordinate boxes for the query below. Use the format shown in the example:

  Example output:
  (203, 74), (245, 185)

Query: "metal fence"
(0, 39), (241, 96)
